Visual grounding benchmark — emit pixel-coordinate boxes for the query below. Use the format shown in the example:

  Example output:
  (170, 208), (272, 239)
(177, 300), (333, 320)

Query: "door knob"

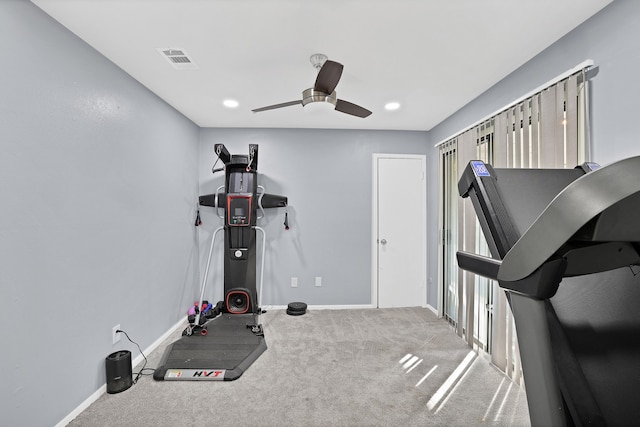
(380, 239), (387, 245)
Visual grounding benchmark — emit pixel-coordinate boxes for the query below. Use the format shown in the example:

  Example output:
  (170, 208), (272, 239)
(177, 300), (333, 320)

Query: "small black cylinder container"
(105, 350), (133, 394)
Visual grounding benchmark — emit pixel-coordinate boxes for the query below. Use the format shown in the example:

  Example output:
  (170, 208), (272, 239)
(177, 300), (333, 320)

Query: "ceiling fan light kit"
(252, 54), (372, 118)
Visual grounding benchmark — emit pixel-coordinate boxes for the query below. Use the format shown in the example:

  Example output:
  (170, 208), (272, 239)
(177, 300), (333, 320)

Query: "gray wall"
(198, 128), (430, 306)
(0, 1), (200, 426)
(429, 0), (640, 165)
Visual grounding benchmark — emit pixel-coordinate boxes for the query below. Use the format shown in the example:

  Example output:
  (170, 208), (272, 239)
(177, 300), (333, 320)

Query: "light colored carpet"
(68, 307), (530, 426)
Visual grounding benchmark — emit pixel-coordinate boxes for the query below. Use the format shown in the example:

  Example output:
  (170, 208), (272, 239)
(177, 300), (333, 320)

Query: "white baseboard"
(262, 304), (376, 311)
(131, 317), (186, 368)
(55, 317), (186, 427)
(54, 384), (107, 427)
(425, 304), (439, 316)
(308, 304), (377, 310)
(264, 304), (439, 312)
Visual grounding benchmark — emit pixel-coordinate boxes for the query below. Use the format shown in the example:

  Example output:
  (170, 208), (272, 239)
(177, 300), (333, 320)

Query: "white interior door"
(373, 155), (426, 308)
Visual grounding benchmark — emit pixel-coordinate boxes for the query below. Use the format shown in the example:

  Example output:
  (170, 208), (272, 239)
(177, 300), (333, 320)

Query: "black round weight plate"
(287, 302), (307, 312)
(286, 302), (307, 316)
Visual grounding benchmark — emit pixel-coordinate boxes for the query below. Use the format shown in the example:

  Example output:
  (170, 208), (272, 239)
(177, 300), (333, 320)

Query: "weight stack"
(105, 350), (133, 394)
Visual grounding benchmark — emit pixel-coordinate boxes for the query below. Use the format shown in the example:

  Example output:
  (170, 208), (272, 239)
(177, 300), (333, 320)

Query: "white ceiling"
(32, 0), (612, 131)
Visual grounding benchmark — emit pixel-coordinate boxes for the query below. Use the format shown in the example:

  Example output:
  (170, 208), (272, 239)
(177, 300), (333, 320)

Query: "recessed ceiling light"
(223, 99), (239, 108)
(385, 102), (401, 111)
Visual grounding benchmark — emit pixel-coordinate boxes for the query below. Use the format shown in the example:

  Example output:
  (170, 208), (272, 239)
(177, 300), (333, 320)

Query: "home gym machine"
(154, 144), (287, 381)
(456, 156), (640, 426)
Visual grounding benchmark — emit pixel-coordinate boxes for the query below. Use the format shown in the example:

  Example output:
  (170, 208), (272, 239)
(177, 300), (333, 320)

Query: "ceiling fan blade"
(335, 99), (372, 118)
(314, 60), (343, 94)
(252, 100), (302, 113)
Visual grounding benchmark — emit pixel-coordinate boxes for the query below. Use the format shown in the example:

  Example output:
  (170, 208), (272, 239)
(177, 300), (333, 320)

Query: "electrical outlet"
(315, 276), (322, 287)
(112, 324), (121, 344)
(291, 277), (298, 288)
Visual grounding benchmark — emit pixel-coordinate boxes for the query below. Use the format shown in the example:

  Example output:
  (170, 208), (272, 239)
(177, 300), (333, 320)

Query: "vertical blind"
(438, 68), (592, 383)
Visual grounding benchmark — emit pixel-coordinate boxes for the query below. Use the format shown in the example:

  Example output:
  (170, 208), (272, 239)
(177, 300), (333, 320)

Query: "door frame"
(371, 153), (427, 308)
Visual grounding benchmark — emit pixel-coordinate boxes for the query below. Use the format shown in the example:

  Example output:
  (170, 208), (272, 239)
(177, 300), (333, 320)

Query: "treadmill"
(456, 156), (640, 426)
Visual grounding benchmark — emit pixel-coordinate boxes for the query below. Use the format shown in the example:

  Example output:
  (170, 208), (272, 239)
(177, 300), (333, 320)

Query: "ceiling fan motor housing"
(302, 88), (337, 107)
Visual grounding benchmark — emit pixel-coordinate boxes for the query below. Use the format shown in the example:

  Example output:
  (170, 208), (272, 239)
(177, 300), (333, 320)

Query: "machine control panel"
(227, 194), (252, 226)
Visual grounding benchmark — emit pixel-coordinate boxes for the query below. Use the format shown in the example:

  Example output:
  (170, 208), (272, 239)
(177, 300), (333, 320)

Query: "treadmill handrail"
(499, 156), (640, 282)
(456, 251), (501, 281)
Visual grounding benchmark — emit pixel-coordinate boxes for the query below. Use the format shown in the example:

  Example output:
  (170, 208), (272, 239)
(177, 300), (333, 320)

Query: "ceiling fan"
(252, 54), (372, 118)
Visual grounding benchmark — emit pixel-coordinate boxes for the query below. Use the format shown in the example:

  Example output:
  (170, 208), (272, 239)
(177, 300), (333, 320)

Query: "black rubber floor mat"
(153, 313), (266, 381)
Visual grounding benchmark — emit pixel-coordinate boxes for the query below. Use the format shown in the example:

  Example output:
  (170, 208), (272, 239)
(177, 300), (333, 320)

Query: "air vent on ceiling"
(156, 48), (198, 70)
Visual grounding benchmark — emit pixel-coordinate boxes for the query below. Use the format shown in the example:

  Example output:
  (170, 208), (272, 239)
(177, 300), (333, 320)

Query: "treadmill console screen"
(471, 160), (491, 177)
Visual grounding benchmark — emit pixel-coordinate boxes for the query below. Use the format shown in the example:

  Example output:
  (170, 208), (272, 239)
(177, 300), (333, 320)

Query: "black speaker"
(226, 289), (251, 314)
(105, 350), (132, 394)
